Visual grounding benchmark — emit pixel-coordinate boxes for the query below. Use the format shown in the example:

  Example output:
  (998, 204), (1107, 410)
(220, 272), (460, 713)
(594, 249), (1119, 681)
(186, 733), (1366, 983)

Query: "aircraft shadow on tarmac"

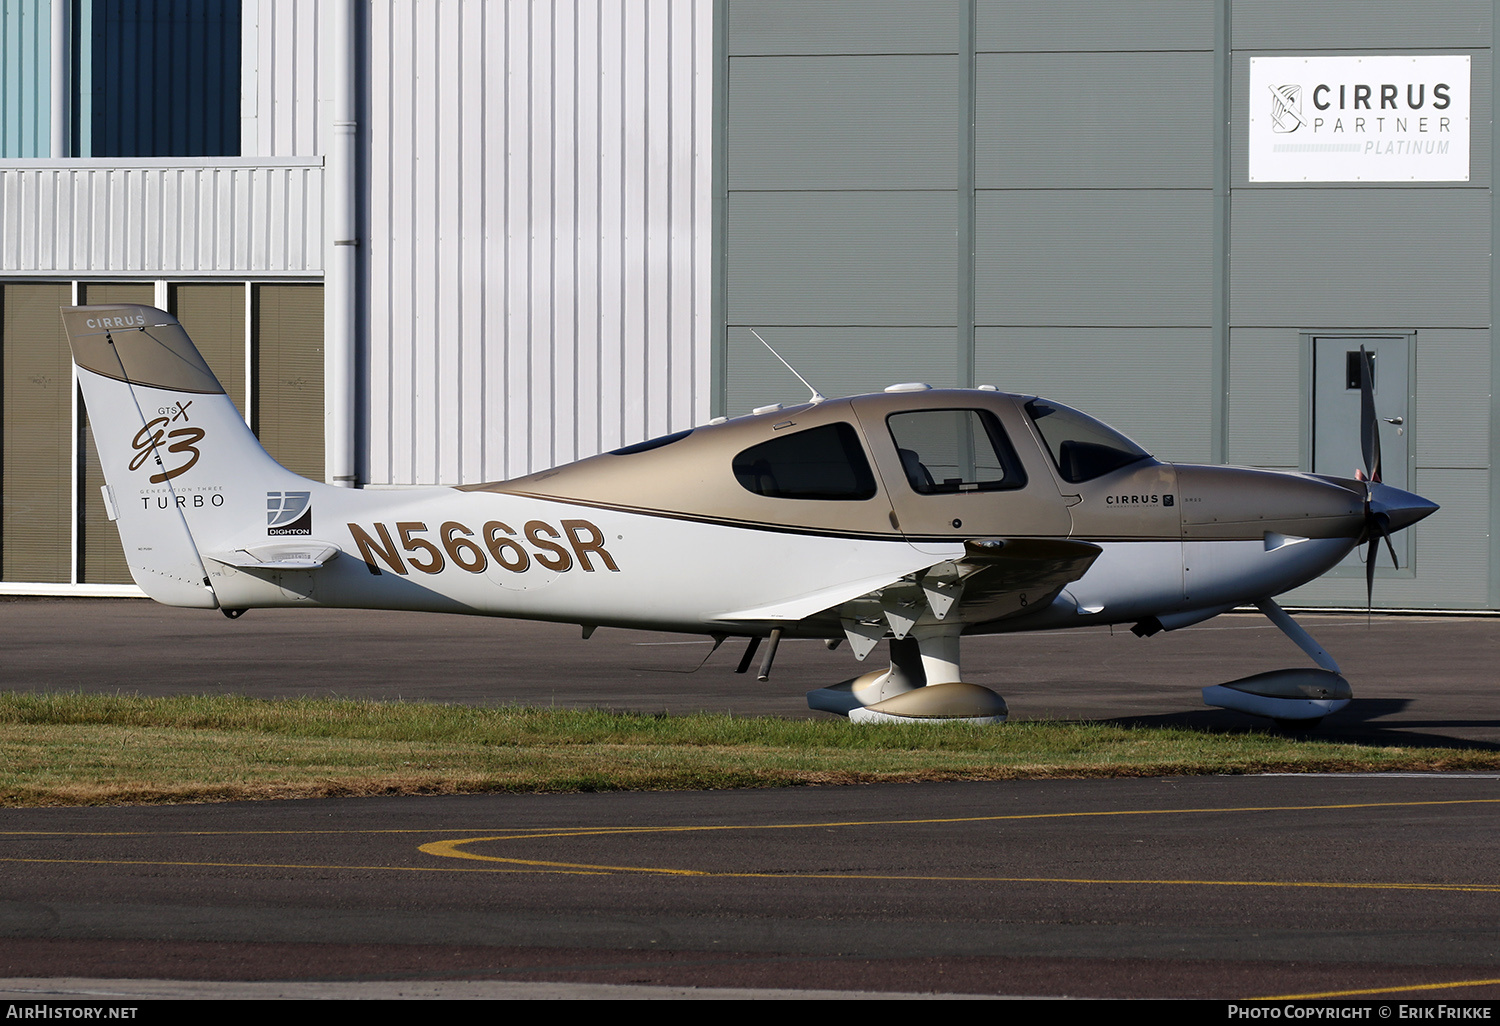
(1098, 699), (1500, 751)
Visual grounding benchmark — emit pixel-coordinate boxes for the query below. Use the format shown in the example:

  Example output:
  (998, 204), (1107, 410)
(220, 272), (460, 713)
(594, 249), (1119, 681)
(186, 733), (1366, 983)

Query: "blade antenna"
(750, 328), (825, 404)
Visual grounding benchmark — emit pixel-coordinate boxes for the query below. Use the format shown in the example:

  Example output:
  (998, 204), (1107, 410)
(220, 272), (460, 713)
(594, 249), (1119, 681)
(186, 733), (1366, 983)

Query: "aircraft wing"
(711, 537), (1102, 659)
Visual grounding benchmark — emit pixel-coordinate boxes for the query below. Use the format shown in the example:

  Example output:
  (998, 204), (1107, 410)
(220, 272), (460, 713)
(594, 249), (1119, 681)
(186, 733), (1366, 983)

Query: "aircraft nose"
(1176, 464), (1366, 540)
(1367, 481), (1439, 533)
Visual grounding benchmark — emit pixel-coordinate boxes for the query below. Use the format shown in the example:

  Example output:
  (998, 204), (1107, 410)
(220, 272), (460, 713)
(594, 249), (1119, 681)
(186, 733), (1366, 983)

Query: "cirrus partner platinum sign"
(1249, 55), (1470, 182)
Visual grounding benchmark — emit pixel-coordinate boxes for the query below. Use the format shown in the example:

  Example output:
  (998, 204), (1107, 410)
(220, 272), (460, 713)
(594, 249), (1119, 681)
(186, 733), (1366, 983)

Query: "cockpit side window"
(1025, 398), (1151, 483)
(886, 409), (1028, 495)
(732, 422), (878, 500)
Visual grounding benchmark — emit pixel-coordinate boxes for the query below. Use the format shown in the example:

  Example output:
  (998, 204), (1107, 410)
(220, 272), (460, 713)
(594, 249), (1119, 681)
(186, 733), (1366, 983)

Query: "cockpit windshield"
(1025, 398), (1151, 483)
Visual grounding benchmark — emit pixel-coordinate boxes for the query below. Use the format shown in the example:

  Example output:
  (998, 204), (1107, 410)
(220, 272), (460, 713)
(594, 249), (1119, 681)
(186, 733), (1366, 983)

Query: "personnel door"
(1311, 334), (1411, 568)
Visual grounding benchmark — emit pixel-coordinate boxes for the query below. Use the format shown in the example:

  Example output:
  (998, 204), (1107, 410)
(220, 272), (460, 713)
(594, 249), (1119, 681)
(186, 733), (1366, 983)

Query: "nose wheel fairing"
(1198, 598), (1350, 727)
(1202, 668), (1352, 727)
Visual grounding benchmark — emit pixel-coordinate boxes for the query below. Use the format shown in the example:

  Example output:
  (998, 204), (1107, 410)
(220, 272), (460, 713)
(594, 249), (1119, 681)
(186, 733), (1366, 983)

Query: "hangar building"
(0, 0), (1493, 613)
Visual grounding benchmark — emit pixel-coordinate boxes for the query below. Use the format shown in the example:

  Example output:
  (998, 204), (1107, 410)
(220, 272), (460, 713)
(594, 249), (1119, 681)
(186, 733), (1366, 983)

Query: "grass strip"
(1, 691), (1496, 806)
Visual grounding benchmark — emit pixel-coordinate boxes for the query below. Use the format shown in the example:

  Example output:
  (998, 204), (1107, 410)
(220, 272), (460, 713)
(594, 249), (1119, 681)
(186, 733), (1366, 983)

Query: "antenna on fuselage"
(750, 328), (825, 405)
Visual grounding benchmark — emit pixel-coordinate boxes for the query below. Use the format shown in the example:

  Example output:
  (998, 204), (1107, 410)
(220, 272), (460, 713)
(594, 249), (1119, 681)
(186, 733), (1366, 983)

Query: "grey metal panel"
(79, 404), (131, 585)
(1283, 468), (1489, 608)
(1233, 0), (1493, 50)
(976, 52), (1214, 189)
(1414, 328), (1489, 469)
(724, 327), (961, 416)
(1226, 327), (1302, 469)
(1, 281), (71, 583)
(728, 191), (958, 326)
(254, 283), (324, 481)
(975, 0), (1214, 52)
(974, 190), (1213, 326)
(1229, 190), (1491, 327)
(172, 283), (248, 417)
(974, 328), (1215, 464)
(729, 55), (959, 190)
(76, 282), (153, 587)
(1231, 50), (1492, 189)
(728, 0), (958, 55)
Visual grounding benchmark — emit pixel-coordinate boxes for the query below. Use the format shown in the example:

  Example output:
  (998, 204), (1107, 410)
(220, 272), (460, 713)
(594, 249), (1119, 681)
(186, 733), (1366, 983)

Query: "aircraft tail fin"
(62, 305), (319, 607)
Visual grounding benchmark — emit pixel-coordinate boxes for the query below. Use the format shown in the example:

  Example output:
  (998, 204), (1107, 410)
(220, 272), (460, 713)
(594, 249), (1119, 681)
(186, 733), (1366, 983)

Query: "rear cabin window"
(610, 429), (692, 455)
(886, 409), (1028, 494)
(733, 423), (878, 501)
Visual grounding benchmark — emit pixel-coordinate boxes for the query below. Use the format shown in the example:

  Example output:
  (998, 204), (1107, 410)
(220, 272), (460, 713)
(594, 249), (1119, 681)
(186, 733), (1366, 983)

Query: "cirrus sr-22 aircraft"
(63, 305), (1437, 727)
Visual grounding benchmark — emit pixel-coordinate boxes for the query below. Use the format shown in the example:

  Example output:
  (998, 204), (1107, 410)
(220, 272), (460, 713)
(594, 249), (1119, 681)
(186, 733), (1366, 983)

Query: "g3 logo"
(130, 417), (205, 483)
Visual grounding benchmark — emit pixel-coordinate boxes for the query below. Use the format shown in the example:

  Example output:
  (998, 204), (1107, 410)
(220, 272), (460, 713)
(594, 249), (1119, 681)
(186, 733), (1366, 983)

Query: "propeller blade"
(1358, 345), (1382, 484)
(1378, 518), (1400, 569)
(1365, 535), (1378, 614)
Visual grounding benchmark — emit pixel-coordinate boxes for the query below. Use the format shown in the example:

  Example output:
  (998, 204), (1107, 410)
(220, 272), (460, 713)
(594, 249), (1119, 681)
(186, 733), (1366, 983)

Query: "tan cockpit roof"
(462, 388), (1040, 538)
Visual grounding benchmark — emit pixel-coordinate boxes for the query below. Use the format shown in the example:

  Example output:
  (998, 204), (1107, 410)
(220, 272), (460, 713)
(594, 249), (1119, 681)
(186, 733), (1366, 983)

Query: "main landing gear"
(806, 624), (1009, 725)
(805, 597), (1353, 729)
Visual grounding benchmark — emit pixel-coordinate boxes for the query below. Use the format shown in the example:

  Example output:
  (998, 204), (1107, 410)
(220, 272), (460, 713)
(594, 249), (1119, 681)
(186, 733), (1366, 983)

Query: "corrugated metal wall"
(0, 158), (323, 273)
(86, 0), (242, 157)
(0, 0), (50, 158)
(241, 0), (323, 157)
(363, 0), (714, 486)
(0, 1), (721, 486)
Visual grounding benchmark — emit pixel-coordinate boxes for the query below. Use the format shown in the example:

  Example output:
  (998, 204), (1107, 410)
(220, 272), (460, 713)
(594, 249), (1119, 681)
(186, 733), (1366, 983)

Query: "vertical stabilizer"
(61, 305), (313, 607)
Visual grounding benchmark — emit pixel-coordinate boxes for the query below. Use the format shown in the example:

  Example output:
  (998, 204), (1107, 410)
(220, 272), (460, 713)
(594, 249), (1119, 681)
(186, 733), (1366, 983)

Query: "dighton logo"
(128, 401), (204, 483)
(267, 491), (313, 536)
(1268, 83), (1306, 133)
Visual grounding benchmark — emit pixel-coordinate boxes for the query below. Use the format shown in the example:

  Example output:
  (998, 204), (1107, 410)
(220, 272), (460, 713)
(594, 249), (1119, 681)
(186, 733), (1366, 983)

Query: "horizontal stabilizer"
(203, 542), (342, 571)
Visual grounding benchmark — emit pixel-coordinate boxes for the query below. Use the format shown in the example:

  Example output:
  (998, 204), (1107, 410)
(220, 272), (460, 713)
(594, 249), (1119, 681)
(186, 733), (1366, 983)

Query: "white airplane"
(63, 305), (1437, 727)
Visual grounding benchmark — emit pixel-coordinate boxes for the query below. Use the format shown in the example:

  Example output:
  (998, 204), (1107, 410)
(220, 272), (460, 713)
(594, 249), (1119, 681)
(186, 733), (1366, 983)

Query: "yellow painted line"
(415, 796), (1500, 888)
(0, 856), (606, 876)
(414, 837), (1500, 892)
(412, 797), (1500, 845)
(3, 796), (1497, 842)
(1256, 976), (1500, 999)
(0, 827), (571, 838)
(3, 851), (1497, 895)
(7, 797), (1498, 892)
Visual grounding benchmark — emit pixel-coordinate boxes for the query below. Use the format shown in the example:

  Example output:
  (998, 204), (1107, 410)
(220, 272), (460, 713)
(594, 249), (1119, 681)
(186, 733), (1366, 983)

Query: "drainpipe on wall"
(50, 0), (70, 157)
(325, 0), (359, 487)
